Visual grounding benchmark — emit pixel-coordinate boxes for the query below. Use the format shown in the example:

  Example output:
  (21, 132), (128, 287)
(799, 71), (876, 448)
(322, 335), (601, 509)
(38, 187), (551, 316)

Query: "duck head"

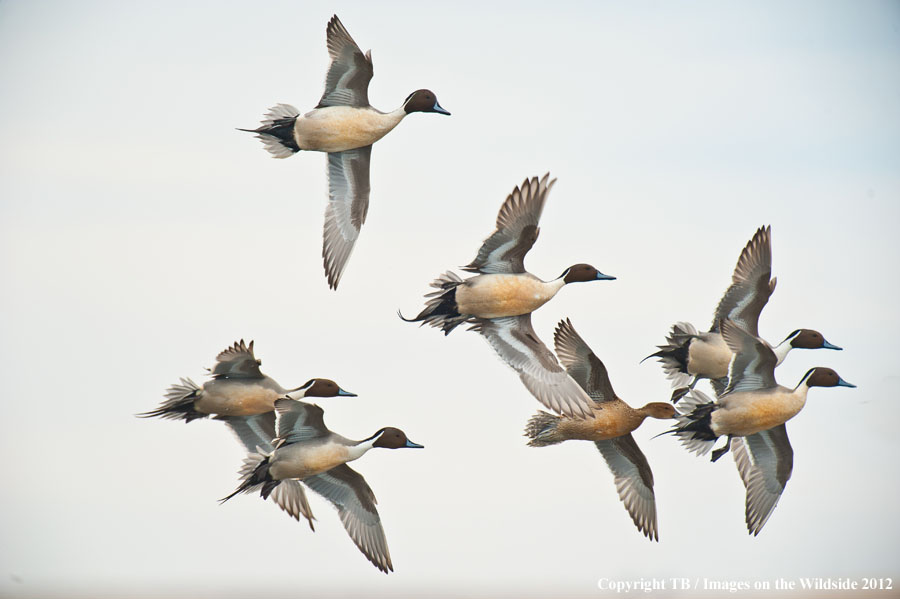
(786, 329), (842, 351)
(561, 263), (616, 284)
(801, 367), (856, 389)
(403, 89), (450, 115)
(372, 427), (424, 449)
(288, 378), (357, 399)
(642, 402), (679, 419)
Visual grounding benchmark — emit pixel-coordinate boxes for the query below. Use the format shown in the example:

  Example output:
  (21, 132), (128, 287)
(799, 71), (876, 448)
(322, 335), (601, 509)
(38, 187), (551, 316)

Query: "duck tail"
(135, 377), (207, 423)
(642, 321), (697, 386)
(657, 390), (719, 457)
(398, 271), (469, 335)
(220, 449), (278, 503)
(524, 411), (564, 447)
(238, 104), (301, 159)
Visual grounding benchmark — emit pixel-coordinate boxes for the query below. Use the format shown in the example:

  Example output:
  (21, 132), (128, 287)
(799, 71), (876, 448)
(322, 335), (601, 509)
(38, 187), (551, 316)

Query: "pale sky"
(1, 1), (899, 597)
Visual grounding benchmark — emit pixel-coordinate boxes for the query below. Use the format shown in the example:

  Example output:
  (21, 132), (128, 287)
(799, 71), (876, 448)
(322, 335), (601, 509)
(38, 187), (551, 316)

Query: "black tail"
(656, 390), (721, 457)
(220, 453), (277, 503)
(239, 104), (301, 158)
(136, 378), (207, 423)
(399, 271), (469, 335)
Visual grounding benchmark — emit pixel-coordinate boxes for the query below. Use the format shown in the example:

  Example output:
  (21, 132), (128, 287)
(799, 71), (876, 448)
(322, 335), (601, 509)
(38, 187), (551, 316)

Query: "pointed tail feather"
(136, 378), (206, 423)
(399, 271), (470, 335)
(239, 104), (301, 158)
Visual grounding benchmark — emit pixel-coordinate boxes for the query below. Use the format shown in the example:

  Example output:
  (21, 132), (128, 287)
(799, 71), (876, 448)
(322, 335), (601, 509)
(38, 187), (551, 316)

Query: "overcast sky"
(1, 1), (898, 597)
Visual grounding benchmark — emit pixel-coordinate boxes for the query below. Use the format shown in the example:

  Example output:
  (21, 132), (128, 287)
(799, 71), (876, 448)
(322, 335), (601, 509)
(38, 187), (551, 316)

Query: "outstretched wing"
(302, 464), (392, 573)
(210, 340), (264, 379)
(711, 225), (776, 336)
(595, 434), (658, 541)
(721, 319), (777, 394)
(732, 424), (794, 536)
(462, 174), (555, 274)
(317, 15), (373, 108)
(323, 146), (372, 289)
(553, 318), (617, 404)
(219, 412), (276, 452)
(274, 399), (329, 445)
(471, 314), (593, 418)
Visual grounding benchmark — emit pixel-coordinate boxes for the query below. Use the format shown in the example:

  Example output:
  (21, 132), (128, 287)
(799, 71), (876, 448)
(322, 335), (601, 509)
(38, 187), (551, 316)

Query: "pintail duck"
(665, 319), (854, 534)
(239, 15), (450, 290)
(524, 319), (676, 541)
(668, 319), (855, 461)
(643, 226), (841, 402)
(138, 339), (355, 449)
(401, 174), (615, 419)
(222, 398), (423, 574)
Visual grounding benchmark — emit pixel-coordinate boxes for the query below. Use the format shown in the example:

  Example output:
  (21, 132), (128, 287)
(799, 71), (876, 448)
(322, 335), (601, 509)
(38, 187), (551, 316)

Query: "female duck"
(525, 319), (676, 541)
(239, 15), (450, 289)
(645, 226), (841, 401)
(402, 174), (615, 419)
(222, 399), (423, 574)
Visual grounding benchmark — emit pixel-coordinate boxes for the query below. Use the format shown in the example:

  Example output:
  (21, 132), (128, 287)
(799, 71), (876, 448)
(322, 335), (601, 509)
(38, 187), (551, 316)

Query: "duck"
(643, 226), (842, 402)
(138, 339), (355, 449)
(221, 398), (423, 574)
(666, 318), (855, 464)
(137, 340), (356, 531)
(524, 319), (676, 541)
(400, 174), (615, 419)
(239, 15), (450, 290)
(730, 423), (793, 536)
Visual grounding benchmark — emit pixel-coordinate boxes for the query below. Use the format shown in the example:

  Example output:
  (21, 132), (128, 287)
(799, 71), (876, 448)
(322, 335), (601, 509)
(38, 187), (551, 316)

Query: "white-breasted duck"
(525, 319), (677, 541)
(400, 174), (615, 419)
(643, 226), (841, 402)
(221, 398), (423, 574)
(663, 319), (854, 534)
(239, 15), (450, 289)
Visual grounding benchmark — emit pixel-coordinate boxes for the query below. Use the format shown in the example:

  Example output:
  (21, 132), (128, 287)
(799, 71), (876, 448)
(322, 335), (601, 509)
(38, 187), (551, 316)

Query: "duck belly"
(712, 391), (804, 437)
(455, 274), (558, 318)
(294, 106), (402, 152)
(194, 382), (281, 416)
(270, 443), (350, 480)
(687, 333), (731, 379)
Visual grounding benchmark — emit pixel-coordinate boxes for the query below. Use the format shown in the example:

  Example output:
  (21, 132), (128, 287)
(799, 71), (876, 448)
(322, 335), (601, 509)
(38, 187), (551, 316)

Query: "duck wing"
(273, 398), (330, 445)
(317, 15), (373, 108)
(595, 434), (658, 541)
(323, 145), (372, 289)
(732, 424), (793, 536)
(302, 464), (392, 573)
(553, 318), (617, 404)
(471, 314), (593, 418)
(210, 339), (264, 379)
(711, 225), (776, 336)
(721, 319), (777, 394)
(219, 412), (276, 452)
(462, 174), (555, 275)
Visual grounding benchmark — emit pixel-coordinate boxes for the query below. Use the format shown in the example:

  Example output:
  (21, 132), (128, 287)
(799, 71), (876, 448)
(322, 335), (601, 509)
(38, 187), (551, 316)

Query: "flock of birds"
(139, 15), (855, 573)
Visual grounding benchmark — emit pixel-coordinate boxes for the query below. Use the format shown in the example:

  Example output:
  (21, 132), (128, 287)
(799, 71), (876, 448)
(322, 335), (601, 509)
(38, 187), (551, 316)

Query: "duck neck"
(346, 437), (378, 462)
(545, 277), (567, 298)
(284, 387), (309, 401)
(771, 338), (793, 366)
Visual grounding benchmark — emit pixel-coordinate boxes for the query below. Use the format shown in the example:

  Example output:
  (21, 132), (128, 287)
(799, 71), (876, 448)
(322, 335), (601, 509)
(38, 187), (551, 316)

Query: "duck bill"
(404, 439), (425, 449)
(337, 388), (357, 397)
(432, 102), (451, 115)
(837, 378), (856, 388)
(596, 272), (616, 281)
(822, 340), (843, 351)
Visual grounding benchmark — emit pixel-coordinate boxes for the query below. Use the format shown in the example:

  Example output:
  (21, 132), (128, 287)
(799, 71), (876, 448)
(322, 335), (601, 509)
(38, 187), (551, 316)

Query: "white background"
(1, 1), (898, 596)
